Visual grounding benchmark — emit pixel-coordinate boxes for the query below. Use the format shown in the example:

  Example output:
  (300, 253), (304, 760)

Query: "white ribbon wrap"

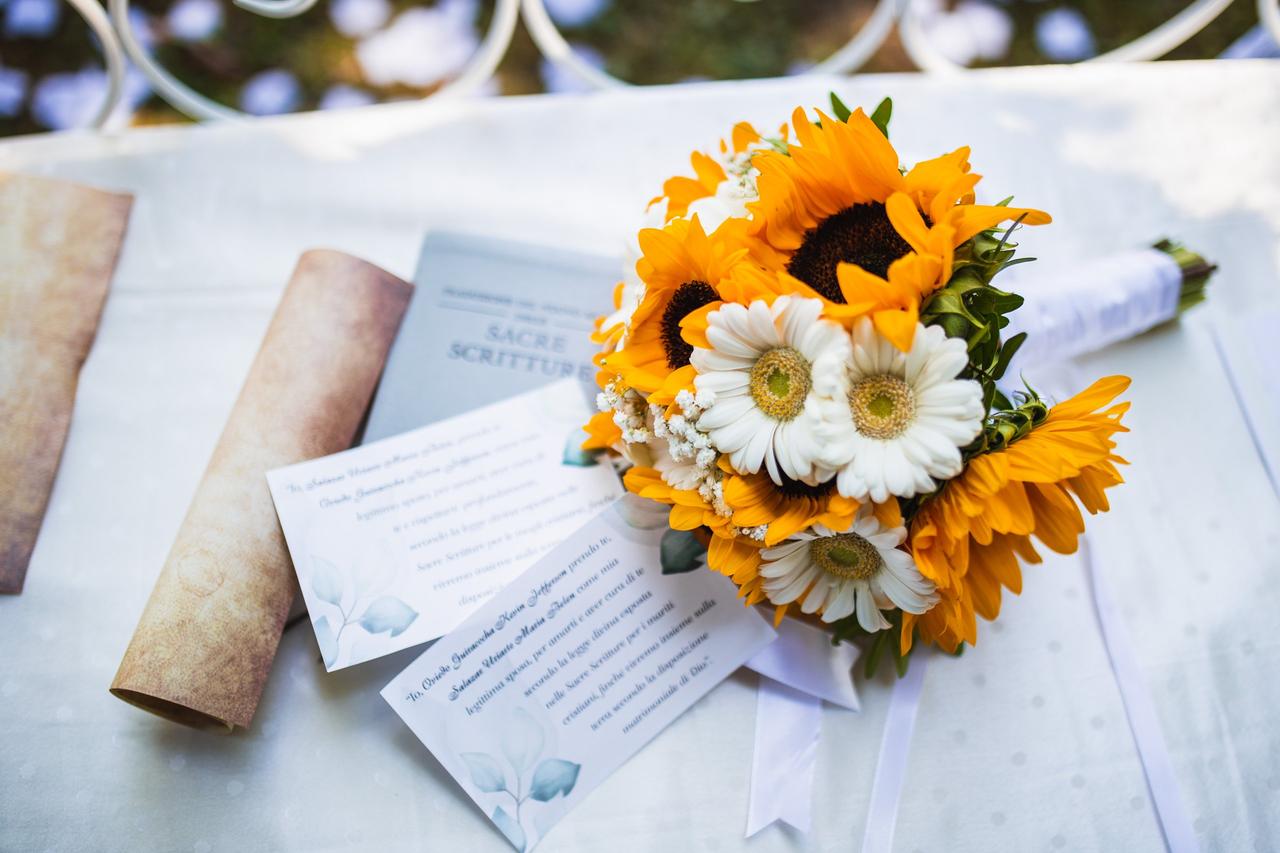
(1002, 248), (1182, 373)
(743, 619), (860, 836)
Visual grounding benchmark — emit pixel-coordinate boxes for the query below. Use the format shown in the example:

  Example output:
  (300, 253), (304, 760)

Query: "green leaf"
(659, 528), (706, 574)
(894, 648), (910, 678)
(829, 91), (852, 123)
(992, 332), (1026, 380)
(864, 630), (889, 679)
(870, 97), (893, 138)
(562, 430), (600, 467)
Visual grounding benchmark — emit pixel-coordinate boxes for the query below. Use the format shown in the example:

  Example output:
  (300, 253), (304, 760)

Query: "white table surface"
(2, 60), (1278, 853)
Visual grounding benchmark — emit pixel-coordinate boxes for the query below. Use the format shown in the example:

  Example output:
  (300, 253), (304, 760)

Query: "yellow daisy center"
(849, 374), (916, 439)
(810, 533), (882, 581)
(785, 202), (913, 304)
(661, 280), (719, 369)
(749, 347), (811, 421)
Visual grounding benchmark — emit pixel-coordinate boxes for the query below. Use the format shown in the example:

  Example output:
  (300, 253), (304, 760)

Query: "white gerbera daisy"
(690, 296), (850, 486)
(648, 433), (704, 492)
(685, 136), (763, 231)
(758, 510), (937, 631)
(817, 318), (984, 503)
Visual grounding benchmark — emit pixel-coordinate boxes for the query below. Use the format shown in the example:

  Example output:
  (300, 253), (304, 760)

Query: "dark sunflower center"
(785, 202), (913, 303)
(776, 473), (836, 500)
(660, 280), (719, 369)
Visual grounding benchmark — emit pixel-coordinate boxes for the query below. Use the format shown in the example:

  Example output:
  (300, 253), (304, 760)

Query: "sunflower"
(650, 121), (778, 226)
(582, 409), (622, 452)
(622, 465), (733, 538)
(706, 535), (771, 611)
(721, 467), (860, 546)
(595, 198), (676, 357)
(746, 107), (1049, 346)
(902, 376), (1131, 653)
(602, 215), (749, 398)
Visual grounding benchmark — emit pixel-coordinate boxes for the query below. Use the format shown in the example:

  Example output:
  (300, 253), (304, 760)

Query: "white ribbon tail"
(745, 617), (861, 710)
(860, 651), (929, 853)
(743, 619), (861, 836)
(1084, 538), (1200, 852)
(746, 678), (821, 836)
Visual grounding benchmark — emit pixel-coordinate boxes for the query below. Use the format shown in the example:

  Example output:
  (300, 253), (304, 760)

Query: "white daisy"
(690, 296), (850, 486)
(816, 318), (984, 503)
(684, 139), (763, 232)
(758, 510), (937, 631)
(648, 432), (704, 492)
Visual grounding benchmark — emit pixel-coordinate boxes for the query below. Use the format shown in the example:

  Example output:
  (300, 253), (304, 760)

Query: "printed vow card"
(382, 498), (777, 851)
(267, 379), (622, 670)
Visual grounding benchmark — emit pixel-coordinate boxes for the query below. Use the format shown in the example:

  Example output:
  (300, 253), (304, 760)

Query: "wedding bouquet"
(584, 95), (1139, 675)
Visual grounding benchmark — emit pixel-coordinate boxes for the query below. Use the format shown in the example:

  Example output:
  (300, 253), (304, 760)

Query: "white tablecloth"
(2, 60), (1278, 853)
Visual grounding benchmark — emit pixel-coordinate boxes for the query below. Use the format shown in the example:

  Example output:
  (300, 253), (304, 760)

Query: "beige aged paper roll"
(111, 250), (412, 732)
(0, 172), (133, 594)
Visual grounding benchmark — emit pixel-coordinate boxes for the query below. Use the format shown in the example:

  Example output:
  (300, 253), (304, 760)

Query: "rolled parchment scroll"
(111, 250), (412, 732)
(0, 172), (133, 594)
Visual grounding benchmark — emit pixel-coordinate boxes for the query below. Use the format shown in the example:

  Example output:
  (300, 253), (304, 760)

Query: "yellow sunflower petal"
(885, 192), (933, 255)
(582, 411), (621, 450)
(945, 204), (1052, 246)
(872, 304), (920, 352)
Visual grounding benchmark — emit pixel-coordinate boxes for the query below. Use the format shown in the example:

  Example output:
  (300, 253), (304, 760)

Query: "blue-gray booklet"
(362, 232), (619, 442)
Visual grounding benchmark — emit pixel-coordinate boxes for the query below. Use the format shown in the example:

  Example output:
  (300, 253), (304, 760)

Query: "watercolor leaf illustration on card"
(462, 709), (581, 851)
(461, 753), (508, 793)
(358, 596), (418, 637)
(528, 759), (580, 802)
(491, 806), (527, 851)
(500, 708), (546, 773)
(313, 615), (339, 668)
(311, 557), (345, 605)
(306, 554), (418, 667)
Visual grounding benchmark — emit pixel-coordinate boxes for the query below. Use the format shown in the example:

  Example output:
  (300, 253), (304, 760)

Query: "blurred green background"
(0, 0), (1269, 136)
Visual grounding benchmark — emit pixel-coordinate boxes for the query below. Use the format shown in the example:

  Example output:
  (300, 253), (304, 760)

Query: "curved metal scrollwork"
(900, 0), (1240, 72)
(1261, 0), (1280, 44)
(232, 0), (321, 21)
(61, 0), (128, 128)
(104, 0), (519, 121)
(46, 0), (1268, 131)
(107, 0), (239, 121)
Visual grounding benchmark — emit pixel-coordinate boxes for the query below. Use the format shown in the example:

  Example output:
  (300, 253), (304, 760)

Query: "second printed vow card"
(268, 379), (622, 670)
(382, 498), (777, 851)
